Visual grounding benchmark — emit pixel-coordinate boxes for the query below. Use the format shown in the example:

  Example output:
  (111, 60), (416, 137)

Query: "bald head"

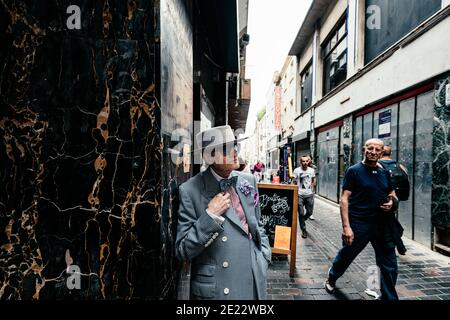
(363, 138), (384, 167)
(383, 145), (392, 157)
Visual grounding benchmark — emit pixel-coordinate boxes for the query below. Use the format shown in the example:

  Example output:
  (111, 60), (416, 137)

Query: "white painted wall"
(280, 56), (297, 138)
(298, 39), (313, 72)
(311, 29), (321, 104)
(264, 77), (280, 143)
(314, 16), (450, 128)
(293, 110), (311, 136)
(346, 0), (358, 77)
(319, 0), (347, 45)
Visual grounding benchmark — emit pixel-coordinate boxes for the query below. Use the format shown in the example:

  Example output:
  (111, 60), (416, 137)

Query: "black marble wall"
(432, 73), (450, 230)
(0, 0), (176, 299)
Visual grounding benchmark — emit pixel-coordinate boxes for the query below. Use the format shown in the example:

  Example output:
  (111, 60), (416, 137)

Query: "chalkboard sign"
(257, 183), (298, 277)
(259, 188), (293, 246)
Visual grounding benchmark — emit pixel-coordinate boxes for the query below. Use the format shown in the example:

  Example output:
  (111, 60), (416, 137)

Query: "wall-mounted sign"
(378, 109), (392, 138)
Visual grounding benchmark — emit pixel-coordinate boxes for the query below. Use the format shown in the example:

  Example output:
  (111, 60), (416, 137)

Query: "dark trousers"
(298, 194), (314, 232)
(328, 215), (399, 300)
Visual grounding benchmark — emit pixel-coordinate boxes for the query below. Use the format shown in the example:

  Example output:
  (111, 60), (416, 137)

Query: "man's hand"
(342, 226), (354, 246)
(207, 192), (231, 216)
(380, 198), (393, 212)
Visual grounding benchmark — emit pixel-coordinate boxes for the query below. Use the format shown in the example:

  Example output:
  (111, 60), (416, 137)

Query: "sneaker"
(309, 215), (316, 220)
(324, 279), (336, 294)
(301, 230), (308, 238)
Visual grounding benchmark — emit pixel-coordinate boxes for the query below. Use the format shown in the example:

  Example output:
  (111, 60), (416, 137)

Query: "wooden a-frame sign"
(257, 183), (298, 277)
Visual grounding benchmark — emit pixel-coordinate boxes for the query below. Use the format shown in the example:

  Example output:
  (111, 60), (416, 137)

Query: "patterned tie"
(219, 176), (238, 192)
(227, 186), (251, 238)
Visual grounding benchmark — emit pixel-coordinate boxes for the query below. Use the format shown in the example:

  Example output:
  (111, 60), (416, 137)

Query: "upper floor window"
(322, 17), (347, 95)
(364, 0), (441, 64)
(300, 62), (313, 113)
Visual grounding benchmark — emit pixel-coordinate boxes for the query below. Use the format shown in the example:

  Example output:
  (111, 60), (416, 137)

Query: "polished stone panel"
(352, 115), (363, 164)
(0, 0), (178, 299)
(317, 127), (339, 202)
(432, 74), (450, 229)
(397, 98), (415, 239)
(340, 115), (353, 196)
(413, 91), (434, 246)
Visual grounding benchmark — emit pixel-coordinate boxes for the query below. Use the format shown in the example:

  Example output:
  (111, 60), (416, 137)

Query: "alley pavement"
(267, 197), (450, 300)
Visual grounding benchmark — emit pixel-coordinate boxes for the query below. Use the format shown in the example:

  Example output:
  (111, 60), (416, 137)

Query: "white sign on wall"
(378, 109), (392, 138)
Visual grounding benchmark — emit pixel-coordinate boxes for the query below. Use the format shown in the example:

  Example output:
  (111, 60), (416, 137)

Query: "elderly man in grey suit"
(176, 125), (271, 300)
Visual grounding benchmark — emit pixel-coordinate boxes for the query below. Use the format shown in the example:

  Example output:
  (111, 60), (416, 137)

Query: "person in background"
(253, 160), (265, 182)
(379, 146), (410, 202)
(378, 145), (408, 256)
(308, 155), (317, 170)
(293, 155), (316, 238)
(176, 125), (271, 300)
(379, 146), (407, 174)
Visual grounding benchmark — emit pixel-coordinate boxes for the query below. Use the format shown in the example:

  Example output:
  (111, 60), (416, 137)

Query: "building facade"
(288, 0), (450, 251)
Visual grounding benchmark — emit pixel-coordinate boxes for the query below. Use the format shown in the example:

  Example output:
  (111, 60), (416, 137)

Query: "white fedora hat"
(194, 125), (248, 154)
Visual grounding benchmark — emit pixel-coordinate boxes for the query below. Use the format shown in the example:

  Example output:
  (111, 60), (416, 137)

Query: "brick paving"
(267, 196), (450, 300)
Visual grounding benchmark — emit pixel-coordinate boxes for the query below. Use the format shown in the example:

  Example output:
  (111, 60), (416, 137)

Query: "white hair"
(365, 138), (384, 147)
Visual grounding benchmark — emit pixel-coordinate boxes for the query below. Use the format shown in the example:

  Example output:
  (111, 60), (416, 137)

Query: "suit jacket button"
(224, 288), (230, 295)
(222, 261), (229, 268)
(222, 236), (228, 242)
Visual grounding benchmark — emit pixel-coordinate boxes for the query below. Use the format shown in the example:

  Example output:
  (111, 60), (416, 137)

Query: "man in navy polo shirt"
(324, 138), (399, 300)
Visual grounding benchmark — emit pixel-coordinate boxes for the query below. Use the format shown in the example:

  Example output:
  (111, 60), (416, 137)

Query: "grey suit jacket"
(175, 167), (271, 300)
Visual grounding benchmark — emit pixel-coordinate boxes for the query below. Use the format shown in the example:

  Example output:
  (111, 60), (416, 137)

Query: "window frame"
(322, 14), (348, 95)
(300, 61), (313, 114)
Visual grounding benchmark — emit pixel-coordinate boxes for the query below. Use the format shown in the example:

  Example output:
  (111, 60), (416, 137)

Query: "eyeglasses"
(220, 142), (240, 155)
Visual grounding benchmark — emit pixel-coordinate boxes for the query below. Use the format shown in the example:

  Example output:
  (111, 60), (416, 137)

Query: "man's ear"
(203, 148), (215, 165)
(203, 154), (214, 165)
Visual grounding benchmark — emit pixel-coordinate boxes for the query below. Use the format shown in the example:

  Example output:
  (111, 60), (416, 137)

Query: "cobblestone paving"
(267, 197), (450, 300)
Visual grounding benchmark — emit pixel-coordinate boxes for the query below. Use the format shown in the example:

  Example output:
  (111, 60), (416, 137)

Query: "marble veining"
(0, 0), (178, 299)
(432, 74), (450, 228)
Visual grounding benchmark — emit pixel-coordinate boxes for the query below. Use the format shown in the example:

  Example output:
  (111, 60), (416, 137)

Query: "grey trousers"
(298, 194), (314, 232)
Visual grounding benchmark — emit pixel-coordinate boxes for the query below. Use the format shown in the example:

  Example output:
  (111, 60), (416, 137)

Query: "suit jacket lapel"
(201, 168), (244, 232)
(232, 172), (258, 237)
(201, 167), (221, 199)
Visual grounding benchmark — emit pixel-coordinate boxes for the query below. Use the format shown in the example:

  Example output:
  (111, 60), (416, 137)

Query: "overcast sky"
(245, 0), (312, 135)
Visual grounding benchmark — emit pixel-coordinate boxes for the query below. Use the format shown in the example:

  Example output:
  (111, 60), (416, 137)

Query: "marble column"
(341, 115), (353, 172)
(0, 0), (176, 299)
(432, 73), (450, 231)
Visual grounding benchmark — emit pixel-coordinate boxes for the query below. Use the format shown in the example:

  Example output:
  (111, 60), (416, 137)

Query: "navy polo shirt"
(342, 162), (393, 218)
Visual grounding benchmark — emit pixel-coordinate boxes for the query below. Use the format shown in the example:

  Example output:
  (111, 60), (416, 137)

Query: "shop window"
(322, 17), (348, 95)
